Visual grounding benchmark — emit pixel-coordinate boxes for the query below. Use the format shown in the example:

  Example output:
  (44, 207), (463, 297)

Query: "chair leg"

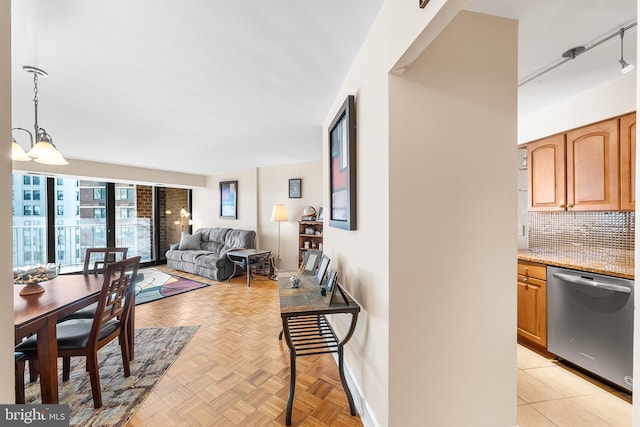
(86, 353), (102, 409)
(119, 334), (131, 377)
(62, 357), (71, 381)
(28, 360), (38, 383)
(15, 356), (25, 404)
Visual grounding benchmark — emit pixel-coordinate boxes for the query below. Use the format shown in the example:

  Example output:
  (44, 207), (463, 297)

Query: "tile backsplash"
(528, 211), (634, 266)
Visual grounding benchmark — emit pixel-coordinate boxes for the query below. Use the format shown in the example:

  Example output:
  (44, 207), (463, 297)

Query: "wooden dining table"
(14, 274), (105, 404)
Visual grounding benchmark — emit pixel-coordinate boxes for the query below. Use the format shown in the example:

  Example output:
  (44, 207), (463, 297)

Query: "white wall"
(0, 0), (12, 404)
(191, 161), (322, 272)
(388, 11), (517, 426)
(518, 71), (637, 144)
(192, 168), (258, 233)
(257, 161), (322, 272)
(323, 2), (517, 426)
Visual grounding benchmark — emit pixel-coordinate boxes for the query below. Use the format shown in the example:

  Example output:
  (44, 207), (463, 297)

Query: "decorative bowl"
(14, 264), (58, 295)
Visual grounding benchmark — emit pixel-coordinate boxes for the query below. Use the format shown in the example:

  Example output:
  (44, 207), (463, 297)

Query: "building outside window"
(23, 190), (31, 200)
(33, 205), (41, 216)
(23, 205), (32, 216)
(57, 190), (64, 200)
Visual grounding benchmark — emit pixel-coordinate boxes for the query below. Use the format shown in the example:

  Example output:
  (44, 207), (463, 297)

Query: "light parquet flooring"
(126, 266), (362, 427)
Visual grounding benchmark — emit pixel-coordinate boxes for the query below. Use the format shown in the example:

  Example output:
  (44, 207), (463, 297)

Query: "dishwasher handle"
(552, 272), (631, 294)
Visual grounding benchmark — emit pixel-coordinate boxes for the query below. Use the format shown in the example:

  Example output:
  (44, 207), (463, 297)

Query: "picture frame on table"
(219, 180), (238, 219)
(323, 269), (338, 304)
(315, 254), (330, 285)
(297, 249), (321, 276)
(328, 95), (356, 230)
(289, 178), (302, 199)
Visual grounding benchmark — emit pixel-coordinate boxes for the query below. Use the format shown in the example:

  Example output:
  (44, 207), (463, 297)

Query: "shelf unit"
(298, 221), (323, 265)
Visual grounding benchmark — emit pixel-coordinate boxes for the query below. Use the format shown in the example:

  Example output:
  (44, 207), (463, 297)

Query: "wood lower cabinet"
(517, 261), (547, 348)
(620, 112), (636, 211)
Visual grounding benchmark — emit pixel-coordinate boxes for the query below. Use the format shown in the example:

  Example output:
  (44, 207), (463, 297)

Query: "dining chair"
(83, 247), (129, 275)
(16, 256), (141, 408)
(61, 247), (129, 321)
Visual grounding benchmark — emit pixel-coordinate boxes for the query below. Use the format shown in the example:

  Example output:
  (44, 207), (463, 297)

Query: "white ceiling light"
(11, 66), (68, 165)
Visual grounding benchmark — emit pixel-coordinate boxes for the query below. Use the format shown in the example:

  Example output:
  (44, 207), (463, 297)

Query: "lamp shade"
(11, 139), (31, 161)
(271, 204), (288, 222)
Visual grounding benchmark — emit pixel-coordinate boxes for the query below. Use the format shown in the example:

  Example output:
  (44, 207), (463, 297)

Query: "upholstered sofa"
(165, 227), (256, 281)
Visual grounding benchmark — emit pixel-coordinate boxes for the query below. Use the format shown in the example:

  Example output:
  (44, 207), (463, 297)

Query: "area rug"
(134, 267), (209, 305)
(24, 326), (200, 427)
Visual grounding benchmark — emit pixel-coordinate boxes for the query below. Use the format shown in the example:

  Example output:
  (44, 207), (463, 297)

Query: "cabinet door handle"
(559, 204), (566, 209)
(568, 203), (574, 208)
(522, 276), (528, 282)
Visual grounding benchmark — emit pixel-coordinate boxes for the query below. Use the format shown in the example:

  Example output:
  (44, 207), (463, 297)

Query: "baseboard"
(332, 354), (380, 427)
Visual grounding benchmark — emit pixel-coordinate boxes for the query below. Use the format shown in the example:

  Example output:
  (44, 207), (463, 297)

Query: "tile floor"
(517, 344), (632, 426)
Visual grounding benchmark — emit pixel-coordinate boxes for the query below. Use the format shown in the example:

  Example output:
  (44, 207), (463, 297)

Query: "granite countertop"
(517, 249), (635, 280)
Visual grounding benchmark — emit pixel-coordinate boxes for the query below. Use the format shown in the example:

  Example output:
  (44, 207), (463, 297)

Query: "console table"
(278, 273), (360, 425)
(226, 249), (271, 287)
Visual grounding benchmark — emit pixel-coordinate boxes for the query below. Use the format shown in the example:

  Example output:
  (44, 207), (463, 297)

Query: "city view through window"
(12, 174), (159, 273)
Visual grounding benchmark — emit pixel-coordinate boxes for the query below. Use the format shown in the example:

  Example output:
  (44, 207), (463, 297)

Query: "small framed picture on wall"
(289, 178), (302, 198)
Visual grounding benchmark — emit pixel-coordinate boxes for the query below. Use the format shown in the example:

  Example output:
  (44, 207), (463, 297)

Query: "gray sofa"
(165, 227), (256, 281)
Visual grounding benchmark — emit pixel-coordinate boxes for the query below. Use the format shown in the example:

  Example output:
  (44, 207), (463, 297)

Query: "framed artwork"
(219, 180), (238, 219)
(317, 206), (324, 221)
(329, 95), (356, 230)
(289, 178), (302, 198)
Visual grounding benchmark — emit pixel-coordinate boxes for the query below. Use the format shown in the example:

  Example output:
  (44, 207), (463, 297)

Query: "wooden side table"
(226, 249), (271, 287)
(278, 273), (360, 425)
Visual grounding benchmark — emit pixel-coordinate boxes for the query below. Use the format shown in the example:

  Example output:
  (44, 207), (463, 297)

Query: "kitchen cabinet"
(298, 221), (323, 266)
(565, 118), (619, 211)
(528, 116), (629, 212)
(528, 134), (565, 211)
(517, 260), (547, 348)
(620, 112), (636, 211)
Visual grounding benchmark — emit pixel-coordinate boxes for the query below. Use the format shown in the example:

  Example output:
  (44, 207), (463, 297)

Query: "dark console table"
(226, 249), (271, 287)
(278, 273), (360, 425)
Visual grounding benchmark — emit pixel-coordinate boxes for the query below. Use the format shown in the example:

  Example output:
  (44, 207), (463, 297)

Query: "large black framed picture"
(329, 95), (356, 230)
(219, 180), (238, 219)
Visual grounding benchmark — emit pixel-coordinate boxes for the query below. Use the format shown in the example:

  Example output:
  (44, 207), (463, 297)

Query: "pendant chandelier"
(11, 65), (68, 165)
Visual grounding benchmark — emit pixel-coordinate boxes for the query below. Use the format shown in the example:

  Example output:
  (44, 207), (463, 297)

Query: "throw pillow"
(178, 233), (201, 250)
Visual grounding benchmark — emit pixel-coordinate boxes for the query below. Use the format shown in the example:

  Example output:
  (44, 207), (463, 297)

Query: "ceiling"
(10, 0), (637, 177)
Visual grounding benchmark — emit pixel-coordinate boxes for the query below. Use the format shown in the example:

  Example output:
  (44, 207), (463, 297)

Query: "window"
(56, 178), (63, 186)
(23, 176), (31, 185)
(94, 208), (106, 219)
(119, 207), (135, 218)
(75, 191), (79, 201)
(33, 190), (41, 201)
(23, 190), (31, 200)
(23, 205), (32, 216)
(33, 205), (41, 216)
(57, 191), (64, 201)
(117, 188), (134, 200)
(57, 234), (64, 245)
(57, 249), (65, 260)
(57, 205), (64, 215)
(93, 188), (106, 200)
(32, 176), (40, 185)
(75, 206), (79, 215)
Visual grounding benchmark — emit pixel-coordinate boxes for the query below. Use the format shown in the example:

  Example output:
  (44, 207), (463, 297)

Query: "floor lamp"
(271, 204), (288, 274)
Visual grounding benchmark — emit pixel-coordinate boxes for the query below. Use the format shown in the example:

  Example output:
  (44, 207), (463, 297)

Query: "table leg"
(37, 320), (59, 404)
(338, 345), (356, 415)
(286, 348), (296, 426)
(246, 258), (251, 287)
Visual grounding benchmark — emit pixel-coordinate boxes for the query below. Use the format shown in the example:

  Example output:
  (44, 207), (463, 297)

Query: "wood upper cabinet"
(517, 261), (547, 348)
(620, 112), (636, 211)
(565, 118), (619, 211)
(528, 134), (566, 211)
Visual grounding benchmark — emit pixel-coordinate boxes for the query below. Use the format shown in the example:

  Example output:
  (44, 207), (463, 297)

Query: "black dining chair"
(16, 256), (141, 408)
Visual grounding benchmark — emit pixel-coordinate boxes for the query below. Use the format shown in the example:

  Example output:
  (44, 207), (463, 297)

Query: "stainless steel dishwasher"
(547, 266), (634, 392)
